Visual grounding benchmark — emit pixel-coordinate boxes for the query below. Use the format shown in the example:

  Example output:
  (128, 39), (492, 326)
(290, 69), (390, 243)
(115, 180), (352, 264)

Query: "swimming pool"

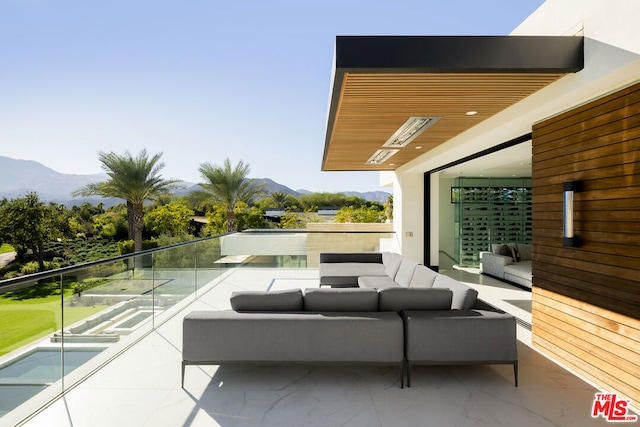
(0, 346), (106, 417)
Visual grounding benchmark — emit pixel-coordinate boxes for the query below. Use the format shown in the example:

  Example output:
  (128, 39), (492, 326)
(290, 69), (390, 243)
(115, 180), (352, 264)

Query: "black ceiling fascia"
(322, 35), (584, 171)
(334, 36), (584, 73)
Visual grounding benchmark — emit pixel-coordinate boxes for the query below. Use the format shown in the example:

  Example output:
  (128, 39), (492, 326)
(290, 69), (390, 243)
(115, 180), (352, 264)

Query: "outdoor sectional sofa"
(182, 253), (518, 388)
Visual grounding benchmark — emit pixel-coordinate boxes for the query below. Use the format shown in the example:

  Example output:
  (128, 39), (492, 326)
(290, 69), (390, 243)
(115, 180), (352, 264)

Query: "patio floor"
(17, 267), (630, 427)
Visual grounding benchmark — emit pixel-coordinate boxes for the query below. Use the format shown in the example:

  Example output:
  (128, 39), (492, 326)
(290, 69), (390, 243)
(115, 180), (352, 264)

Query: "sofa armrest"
(480, 253), (513, 279)
(402, 309), (517, 364)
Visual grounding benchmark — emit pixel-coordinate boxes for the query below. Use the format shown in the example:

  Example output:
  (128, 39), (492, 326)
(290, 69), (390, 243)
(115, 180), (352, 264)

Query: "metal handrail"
(0, 228), (397, 289)
(0, 232), (234, 290)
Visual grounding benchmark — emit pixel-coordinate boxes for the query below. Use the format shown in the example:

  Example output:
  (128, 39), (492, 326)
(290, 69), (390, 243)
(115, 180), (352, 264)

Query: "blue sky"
(0, 0), (545, 193)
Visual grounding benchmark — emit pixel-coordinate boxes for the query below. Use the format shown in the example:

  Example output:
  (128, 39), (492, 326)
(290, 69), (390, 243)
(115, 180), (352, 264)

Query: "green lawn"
(0, 283), (108, 356)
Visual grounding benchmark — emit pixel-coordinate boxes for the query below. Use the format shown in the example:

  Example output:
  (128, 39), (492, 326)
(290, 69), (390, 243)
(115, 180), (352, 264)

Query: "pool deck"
(12, 267), (636, 427)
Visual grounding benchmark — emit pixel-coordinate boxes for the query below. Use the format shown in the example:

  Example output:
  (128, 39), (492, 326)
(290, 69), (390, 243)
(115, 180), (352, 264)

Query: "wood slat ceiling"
(323, 72), (567, 171)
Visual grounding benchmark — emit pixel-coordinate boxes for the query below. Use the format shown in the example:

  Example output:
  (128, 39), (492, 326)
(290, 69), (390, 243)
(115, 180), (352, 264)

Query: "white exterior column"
(428, 173), (440, 268)
(389, 171), (425, 263)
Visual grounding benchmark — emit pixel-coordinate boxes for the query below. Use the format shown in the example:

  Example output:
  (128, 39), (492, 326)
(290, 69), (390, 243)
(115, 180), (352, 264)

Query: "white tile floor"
(13, 267), (636, 427)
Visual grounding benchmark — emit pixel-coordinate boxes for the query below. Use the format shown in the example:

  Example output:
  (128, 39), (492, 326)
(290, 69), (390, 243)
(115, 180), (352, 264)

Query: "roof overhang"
(322, 36), (584, 171)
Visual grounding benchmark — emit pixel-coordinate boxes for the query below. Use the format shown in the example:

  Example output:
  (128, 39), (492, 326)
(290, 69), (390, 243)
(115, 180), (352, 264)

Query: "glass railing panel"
(66, 256), (155, 339)
(195, 237), (225, 293)
(214, 229), (398, 269)
(221, 230), (309, 268)
(1, 230), (401, 423)
(0, 273), (64, 418)
(150, 244), (196, 325)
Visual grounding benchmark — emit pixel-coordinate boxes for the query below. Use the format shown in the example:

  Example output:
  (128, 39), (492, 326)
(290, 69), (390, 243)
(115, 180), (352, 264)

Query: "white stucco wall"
(388, 172), (425, 263)
(515, 0), (640, 55)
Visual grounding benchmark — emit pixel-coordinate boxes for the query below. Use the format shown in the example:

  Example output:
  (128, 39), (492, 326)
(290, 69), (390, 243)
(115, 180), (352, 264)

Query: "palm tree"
(198, 158), (265, 232)
(73, 150), (180, 252)
(269, 191), (291, 209)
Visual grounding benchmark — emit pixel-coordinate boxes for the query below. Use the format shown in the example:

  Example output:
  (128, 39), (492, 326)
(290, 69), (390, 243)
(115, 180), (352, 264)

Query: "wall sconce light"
(563, 181), (582, 247)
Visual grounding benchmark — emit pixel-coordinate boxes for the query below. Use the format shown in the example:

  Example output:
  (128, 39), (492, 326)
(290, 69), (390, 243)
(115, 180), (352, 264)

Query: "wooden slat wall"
(531, 82), (640, 407)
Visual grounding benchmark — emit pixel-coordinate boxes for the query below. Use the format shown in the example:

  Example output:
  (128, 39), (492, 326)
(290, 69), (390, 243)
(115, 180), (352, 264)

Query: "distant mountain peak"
(0, 156), (390, 205)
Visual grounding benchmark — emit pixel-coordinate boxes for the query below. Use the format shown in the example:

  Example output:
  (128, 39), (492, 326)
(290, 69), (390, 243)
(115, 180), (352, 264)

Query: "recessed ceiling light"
(383, 116), (440, 148)
(465, 111), (478, 116)
(414, 146), (422, 150)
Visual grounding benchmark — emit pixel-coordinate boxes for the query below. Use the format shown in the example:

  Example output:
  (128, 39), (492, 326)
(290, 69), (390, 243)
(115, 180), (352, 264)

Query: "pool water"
(0, 347), (104, 417)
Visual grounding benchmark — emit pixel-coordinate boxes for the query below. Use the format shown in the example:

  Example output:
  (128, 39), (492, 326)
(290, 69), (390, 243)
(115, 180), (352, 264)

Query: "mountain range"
(0, 156), (390, 205)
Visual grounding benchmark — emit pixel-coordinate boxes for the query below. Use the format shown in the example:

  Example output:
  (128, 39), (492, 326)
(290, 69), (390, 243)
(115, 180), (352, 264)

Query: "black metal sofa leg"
(181, 361), (186, 388)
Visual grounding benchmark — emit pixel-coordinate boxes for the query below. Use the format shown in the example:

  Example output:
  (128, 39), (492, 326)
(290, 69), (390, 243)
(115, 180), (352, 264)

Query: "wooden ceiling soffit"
(322, 36), (584, 171)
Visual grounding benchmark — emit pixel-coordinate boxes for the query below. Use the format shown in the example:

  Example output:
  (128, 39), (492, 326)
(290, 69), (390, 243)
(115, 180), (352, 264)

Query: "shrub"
(19, 260), (61, 275)
(0, 243), (16, 254)
(117, 239), (159, 255)
(20, 262), (42, 275)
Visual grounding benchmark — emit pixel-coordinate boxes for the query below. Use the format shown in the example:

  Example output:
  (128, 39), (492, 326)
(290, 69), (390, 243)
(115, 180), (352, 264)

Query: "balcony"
(0, 228), (626, 426)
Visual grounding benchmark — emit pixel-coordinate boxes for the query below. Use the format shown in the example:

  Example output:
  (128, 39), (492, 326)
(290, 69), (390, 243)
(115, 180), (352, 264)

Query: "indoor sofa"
(480, 243), (532, 289)
(182, 279), (518, 388)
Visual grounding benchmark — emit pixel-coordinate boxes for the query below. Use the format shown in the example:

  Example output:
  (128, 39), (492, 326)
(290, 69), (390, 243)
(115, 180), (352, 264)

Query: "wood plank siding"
(531, 82), (640, 407)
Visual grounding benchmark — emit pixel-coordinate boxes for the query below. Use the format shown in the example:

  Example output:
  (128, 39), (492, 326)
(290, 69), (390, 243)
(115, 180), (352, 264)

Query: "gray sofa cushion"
(432, 275), (478, 310)
(409, 265), (438, 288)
(378, 288), (453, 311)
(230, 289), (303, 312)
(183, 310), (404, 363)
(358, 276), (399, 289)
(319, 262), (387, 287)
(382, 252), (403, 278)
(516, 244), (532, 261)
(304, 288), (379, 312)
(394, 258), (419, 287)
(491, 243), (532, 262)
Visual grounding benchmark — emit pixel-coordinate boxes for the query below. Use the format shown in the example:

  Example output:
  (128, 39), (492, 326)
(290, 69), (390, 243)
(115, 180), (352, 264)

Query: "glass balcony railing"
(0, 227), (397, 423)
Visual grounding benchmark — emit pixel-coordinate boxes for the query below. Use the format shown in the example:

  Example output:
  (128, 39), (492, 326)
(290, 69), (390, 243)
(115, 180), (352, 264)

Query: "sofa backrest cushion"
(409, 265), (438, 288)
(378, 288), (453, 311)
(320, 252), (382, 264)
(517, 244), (532, 261)
(304, 288), (379, 312)
(432, 275), (478, 310)
(492, 243), (532, 262)
(231, 289), (304, 312)
(382, 252), (403, 279)
(394, 258), (419, 287)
